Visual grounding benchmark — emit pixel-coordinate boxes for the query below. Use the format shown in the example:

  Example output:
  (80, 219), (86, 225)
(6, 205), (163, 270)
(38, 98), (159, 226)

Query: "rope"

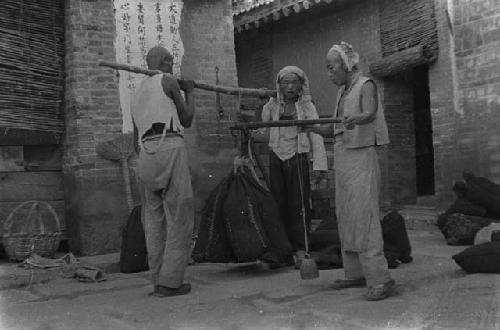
(296, 155), (310, 255)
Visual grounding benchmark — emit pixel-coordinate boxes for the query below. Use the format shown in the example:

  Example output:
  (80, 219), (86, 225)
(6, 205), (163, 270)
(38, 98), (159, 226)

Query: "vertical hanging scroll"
(115, 0), (184, 132)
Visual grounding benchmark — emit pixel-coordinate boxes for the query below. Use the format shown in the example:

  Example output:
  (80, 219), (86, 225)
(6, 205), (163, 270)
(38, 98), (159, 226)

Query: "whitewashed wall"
(114, 0), (184, 132)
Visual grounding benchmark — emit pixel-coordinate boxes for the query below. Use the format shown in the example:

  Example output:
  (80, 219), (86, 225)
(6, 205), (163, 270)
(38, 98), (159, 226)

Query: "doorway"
(412, 65), (435, 196)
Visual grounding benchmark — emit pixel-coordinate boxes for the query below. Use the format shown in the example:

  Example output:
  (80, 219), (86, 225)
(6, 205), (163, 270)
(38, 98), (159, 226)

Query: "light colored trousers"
(334, 141), (391, 287)
(138, 137), (194, 288)
(341, 232), (392, 287)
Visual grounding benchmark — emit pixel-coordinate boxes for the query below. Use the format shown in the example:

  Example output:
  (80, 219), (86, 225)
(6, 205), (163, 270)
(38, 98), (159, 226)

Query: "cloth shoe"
(149, 283), (191, 297)
(365, 279), (395, 301)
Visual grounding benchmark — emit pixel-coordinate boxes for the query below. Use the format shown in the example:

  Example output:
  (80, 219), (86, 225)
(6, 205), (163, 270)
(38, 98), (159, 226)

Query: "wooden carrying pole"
(98, 61), (277, 98)
(230, 118), (342, 130)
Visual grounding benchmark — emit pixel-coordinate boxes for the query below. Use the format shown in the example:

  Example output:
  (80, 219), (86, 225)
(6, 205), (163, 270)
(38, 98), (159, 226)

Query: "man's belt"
(142, 132), (181, 142)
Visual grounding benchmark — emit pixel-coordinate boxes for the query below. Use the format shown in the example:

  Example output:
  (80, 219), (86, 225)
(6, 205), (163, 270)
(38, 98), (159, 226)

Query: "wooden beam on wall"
(369, 45), (436, 77)
(0, 128), (61, 146)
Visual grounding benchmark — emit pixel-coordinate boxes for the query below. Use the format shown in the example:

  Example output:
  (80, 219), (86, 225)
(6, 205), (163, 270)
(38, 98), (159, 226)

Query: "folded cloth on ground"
(73, 265), (107, 282)
(20, 253), (106, 282)
(21, 253), (78, 269)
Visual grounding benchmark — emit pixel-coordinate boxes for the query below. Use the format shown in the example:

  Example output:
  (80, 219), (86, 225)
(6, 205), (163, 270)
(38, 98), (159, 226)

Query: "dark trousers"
(269, 152), (311, 252)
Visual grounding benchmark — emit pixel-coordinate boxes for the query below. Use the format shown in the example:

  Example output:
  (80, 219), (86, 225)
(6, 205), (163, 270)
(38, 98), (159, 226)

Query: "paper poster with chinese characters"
(114, 0), (184, 132)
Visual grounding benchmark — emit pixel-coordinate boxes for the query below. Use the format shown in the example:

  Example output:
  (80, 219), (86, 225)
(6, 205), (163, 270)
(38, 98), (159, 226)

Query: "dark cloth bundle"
(437, 171), (500, 244)
(437, 195), (487, 230)
(462, 171), (500, 219)
(192, 166), (293, 264)
(453, 242), (500, 273)
(309, 216), (342, 270)
(120, 205), (149, 273)
(381, 210), (413, 268)
(441, 213), (497, 245)
(192, 175), (236, 263)
(307, 210), (412, 269)
(310, 215), (340, 251)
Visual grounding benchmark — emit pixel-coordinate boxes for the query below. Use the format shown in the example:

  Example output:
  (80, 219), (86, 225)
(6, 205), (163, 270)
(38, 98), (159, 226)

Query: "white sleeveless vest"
(334, 76), (389, 148)
(131, 74), (183, 139)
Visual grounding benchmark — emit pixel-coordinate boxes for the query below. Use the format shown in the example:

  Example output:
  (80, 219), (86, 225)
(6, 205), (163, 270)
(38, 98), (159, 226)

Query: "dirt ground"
(0, 229), (499, 330)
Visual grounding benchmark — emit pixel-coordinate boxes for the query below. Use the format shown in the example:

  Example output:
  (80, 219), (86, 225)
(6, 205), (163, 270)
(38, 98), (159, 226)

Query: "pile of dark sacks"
(437, 171), (500, 274)
(192, 158), (294, 268)
(192, 156), (413, 270)
(438, 171), (500, 245)
(309, 210), (413, 270)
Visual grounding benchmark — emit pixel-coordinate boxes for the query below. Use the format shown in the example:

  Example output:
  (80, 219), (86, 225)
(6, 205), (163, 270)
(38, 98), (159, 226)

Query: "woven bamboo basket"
(2, 200), (61, 261)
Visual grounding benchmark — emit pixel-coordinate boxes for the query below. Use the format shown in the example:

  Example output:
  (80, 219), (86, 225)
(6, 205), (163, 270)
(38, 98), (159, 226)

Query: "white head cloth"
(275, 65), (312, 104)
(328, 41), (360, 72)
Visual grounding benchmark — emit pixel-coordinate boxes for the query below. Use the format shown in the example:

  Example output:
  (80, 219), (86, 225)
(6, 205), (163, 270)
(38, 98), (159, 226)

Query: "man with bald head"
(305, 42), (394, 301)
(132, 45), (195, 297)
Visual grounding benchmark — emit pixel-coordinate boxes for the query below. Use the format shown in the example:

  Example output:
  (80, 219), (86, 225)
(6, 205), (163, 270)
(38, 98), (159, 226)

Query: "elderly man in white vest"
(305, 42), (395, 301)
(131, 46), (195, 297)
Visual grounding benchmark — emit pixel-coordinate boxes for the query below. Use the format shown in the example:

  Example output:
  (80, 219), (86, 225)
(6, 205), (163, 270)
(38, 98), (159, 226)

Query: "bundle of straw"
(0, 0), (65, 133)
(379, 0), (438, 57)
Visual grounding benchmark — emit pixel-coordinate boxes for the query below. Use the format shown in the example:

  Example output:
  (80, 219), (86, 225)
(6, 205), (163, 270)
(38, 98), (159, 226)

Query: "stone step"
(399, 205), (441, 230)
(416, 195), (438, 207)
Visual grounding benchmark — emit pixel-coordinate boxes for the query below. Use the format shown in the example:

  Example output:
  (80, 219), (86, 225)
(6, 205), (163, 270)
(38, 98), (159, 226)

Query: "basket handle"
(22, 202), (43, 234)
(3, 200), (60, 235)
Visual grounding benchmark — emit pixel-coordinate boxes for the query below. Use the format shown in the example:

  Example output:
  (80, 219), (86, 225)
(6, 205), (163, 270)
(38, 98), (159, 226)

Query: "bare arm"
(162, 75), (195, 128)
(252, 98), (273, 143)
(344, 80), (378, 126)
(261, 99), (273, 122)
(133, 121), (140, 154)
(307, 124), (334, 138)
(303, 103), (328, 171)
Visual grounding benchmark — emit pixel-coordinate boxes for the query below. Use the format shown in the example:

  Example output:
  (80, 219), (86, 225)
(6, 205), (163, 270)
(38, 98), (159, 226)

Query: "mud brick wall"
(64, 0), (239, 255)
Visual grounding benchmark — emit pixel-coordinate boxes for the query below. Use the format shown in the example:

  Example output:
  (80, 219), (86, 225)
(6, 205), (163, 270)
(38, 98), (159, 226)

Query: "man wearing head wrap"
(261, 66), (327, 268)
(305, 42), (394, 301)
(131, 45), (195, 297)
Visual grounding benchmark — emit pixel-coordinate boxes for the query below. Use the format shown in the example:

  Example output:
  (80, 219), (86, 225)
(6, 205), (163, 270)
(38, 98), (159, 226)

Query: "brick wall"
(180, 0), (240, 234)
(64, 0), (126, 256)
(64, 0), (239, 255)
(427, 0), (462, 207)
(453, 0), (500, 182)
(235, 26), (274, 114)
(383, 73), (417, 205)
(427, 0), (500, 207)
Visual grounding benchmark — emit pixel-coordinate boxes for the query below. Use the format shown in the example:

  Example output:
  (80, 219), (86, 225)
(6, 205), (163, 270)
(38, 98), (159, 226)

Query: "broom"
(96, 133), (136, 212)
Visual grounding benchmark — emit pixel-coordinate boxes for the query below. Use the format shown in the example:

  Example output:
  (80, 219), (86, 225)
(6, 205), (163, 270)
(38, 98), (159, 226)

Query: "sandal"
(149, 283), (191, 297)
(365, 279), (395, 301)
